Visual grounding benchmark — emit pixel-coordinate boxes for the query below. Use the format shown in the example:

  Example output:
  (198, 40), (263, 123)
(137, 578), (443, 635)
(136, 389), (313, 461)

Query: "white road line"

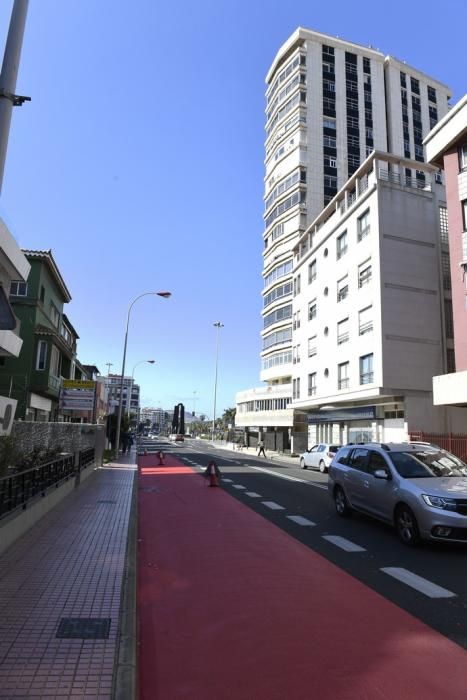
(222, 478), (233, 482)
(322, 535), (366, 552)
(249, 465), (327, 489)
(244, 492), (262, 498)
(381, 567), (456, 599)
(232, 485), (246, 490)
(287, 515), (316, 526)
(262, 501), (285, 510)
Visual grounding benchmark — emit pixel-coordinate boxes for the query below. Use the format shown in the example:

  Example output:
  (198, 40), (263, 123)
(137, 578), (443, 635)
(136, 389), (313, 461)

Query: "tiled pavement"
(0, 453), (136, 699)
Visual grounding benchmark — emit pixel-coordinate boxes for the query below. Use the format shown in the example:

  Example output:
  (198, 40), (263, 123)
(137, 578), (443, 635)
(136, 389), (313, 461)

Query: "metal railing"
(0, 447), (95, 520)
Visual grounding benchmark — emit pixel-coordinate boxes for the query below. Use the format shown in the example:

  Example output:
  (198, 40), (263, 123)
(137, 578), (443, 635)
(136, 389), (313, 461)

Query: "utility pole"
(0, 0), (30, 196)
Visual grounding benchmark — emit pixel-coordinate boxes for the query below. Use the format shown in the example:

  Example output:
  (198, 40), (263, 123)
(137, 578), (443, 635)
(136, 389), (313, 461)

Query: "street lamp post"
(114, 291), (171, 458)
(211, 321), (224, 443)
(128, 359), (155, 421)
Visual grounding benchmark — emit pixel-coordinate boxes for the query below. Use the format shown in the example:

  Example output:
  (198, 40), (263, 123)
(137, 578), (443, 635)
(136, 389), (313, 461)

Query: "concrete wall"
(11, 421), (105, 465)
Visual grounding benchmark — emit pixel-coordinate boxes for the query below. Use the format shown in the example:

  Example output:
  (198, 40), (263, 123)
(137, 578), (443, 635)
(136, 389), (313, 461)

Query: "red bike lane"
(137, 453), (467, 700)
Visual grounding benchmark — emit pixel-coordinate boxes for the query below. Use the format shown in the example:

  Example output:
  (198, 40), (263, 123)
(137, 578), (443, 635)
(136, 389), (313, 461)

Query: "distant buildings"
(236, 27), (466, 451)
(103, 374), (140, 418)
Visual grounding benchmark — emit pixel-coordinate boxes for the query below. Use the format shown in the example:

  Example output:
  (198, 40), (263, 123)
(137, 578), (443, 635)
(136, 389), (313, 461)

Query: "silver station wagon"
(328, 442), (467, 546)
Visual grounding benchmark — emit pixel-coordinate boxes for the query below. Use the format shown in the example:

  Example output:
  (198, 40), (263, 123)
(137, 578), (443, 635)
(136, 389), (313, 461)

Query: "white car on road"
(300, 443), (341, 473)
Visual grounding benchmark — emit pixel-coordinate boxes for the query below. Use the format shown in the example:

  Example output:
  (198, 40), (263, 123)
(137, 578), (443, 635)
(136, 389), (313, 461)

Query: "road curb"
(112, 463), (138, 700)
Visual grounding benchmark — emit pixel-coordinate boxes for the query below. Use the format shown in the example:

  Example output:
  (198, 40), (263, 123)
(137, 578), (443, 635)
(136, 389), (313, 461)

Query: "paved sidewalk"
(0, 452), (136, 699)
(138, 452), (467, 700)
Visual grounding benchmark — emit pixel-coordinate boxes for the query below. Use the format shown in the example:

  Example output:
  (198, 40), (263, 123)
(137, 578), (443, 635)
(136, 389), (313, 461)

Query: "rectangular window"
(296, 377), (300, 399)
(50, 345), (61, 377)
(462, 231), (467, 261)
(359, 353), (374, 384)
(357, 209), (370, 241)
(463, 200), (467, 231)
(338, 362), (350, 390)
(439, 206), (448, 244)
(459, 144), (467, 171)
(36, 340), (48, 371)
(9, 280), (27, 296)
(308, 301), (317, 321)
(359, 305), (373, 335)
(324, 154), (337, 168)
(308, 259), (317, 283)
(308, 372), (317, 396)
(337, 317), (349, 345)
(337, 231), (347, 259)
(447, 348), (455, 374)
(337, 275), (349, 302)
(40, 285), (45, 303)
(308, 335), (317, 357)
(410, 76), (420, 94)
(442, 251), (451, 290)
(50, 302), (60, 328)
(323, 134), (336, 148)
(323, 117), (336, 130)
(293, 274), (301, 297)
(427, 85), (437, 103)
(445, 300), (454, 338)
(358, 261), (372, 288)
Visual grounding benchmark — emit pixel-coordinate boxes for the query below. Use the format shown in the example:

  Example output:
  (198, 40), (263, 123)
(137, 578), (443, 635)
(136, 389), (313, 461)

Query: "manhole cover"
(56, 617), (111, 639)
(97, 500), (117, 504)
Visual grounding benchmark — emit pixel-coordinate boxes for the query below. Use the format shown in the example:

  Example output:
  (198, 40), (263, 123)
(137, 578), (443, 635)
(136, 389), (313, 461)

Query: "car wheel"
(319, 459), (327, 473)
(395, 505), (420, 547)
(300, 458), (307, 470)
(334, 486), (351, 517)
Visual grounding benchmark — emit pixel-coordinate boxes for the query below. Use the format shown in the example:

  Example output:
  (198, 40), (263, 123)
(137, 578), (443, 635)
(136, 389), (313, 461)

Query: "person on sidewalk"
(121, 431), (130, 455)
(257, 439), (266, 458)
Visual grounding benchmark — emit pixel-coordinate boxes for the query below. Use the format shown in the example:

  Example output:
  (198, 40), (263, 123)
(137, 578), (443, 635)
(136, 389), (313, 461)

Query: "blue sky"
(0, 0), (465, 418)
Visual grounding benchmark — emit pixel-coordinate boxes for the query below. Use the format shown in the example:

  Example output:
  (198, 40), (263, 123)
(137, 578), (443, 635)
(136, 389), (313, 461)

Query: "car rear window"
(329, 445), (341, 453)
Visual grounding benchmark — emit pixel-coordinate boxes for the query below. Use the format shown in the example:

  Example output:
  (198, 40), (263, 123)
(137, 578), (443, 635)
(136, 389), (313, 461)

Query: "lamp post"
(211, 321), (224, 443)
(128, 359), (155, 421)
(114, 291), (171, 458)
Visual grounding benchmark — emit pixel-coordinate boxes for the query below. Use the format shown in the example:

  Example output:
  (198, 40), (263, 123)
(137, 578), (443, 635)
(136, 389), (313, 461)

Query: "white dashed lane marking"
(222, 479), (233, 482)
(381, 567), (457, 599)
(244, 492), (262, 498)
(249, 466), (327, 489)
(232, 485), (246, 490)
(322, 535), (366, 552)
(287, 515), (316, 527)
(262, 501), (285, 510)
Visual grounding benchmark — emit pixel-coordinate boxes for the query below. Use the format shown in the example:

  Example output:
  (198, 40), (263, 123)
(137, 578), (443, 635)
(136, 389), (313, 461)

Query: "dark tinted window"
(349, 448), (368, 471)
(368, 451), (389, 475)
(390, 452), (435, 478)
(329, 445), (341, 453)
(335, 446), (352, 465)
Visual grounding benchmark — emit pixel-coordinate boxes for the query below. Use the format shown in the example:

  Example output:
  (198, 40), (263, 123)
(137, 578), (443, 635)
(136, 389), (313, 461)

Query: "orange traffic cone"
(208, 461), (219, 487)
(158, 451), (164, 465)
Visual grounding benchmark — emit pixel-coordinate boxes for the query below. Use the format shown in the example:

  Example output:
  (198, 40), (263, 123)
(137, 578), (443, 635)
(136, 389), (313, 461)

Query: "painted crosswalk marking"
(261, 501), (285, 510)
(244, 492), (261, 498)
(381, 567), (456, 599)
(222, 478), (233, 482)
(287, 515), (316, 526)
(322, 535), (366, 552)
(232, 485), (246, 490)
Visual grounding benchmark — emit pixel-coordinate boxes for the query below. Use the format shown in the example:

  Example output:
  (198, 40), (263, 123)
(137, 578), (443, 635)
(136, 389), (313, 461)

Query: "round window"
(324, 326), (329, 336)
(324, 287), (329, 296)
(324, 248), (328, 257)
(324, 368), (329, 377)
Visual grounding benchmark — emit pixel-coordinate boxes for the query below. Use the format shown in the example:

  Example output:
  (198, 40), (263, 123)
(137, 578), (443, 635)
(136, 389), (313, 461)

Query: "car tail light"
(327, 452), (335, 458)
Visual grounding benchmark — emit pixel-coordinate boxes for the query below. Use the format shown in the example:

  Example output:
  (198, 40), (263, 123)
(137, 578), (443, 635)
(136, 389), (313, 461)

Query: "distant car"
(300, 443), (341, 473)
(169, 434), (184, 442)
(328, 442), (467, 546)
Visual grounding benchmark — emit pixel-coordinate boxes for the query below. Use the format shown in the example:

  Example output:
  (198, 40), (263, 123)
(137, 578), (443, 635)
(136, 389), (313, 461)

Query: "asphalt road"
(141, 437), (467, 649)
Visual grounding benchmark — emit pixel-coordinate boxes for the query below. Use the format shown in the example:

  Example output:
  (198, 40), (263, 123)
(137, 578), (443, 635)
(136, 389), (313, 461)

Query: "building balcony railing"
(360, 372), (374, 385)
(338, 378), (349, 390)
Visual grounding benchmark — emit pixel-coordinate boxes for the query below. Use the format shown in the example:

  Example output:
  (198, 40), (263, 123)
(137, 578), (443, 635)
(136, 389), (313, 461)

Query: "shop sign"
(308, 406), (376, 423)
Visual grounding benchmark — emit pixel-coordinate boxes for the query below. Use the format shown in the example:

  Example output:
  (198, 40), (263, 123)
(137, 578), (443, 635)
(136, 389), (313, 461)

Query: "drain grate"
(97, 500), (117, 504)
(56, 617), (111, 639)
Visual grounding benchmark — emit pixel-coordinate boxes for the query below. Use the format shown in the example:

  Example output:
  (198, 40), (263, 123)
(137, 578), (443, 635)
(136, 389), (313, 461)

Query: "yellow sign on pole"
(63, 379), (95, 390)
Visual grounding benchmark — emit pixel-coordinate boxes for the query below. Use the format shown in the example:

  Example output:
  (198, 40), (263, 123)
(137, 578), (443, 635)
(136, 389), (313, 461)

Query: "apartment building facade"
(104, 374), (140, 417)
(236, 27), (454, 449)
(425, 94), (467, 407)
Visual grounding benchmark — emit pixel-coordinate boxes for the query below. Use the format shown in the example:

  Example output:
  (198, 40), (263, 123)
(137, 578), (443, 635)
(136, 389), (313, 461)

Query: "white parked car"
(300, 443), (342, 473)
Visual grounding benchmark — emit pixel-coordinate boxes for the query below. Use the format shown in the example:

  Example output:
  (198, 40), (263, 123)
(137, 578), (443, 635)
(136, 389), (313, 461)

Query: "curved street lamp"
(115, 291), (171, 458)
(127, 359), (156, 420)
(211, 321), (224, 443)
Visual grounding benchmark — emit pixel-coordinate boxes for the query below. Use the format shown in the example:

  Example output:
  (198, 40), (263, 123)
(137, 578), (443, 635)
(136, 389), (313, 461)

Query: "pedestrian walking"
(257, 439), (266, 458)
(121, 431), (130, 455)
